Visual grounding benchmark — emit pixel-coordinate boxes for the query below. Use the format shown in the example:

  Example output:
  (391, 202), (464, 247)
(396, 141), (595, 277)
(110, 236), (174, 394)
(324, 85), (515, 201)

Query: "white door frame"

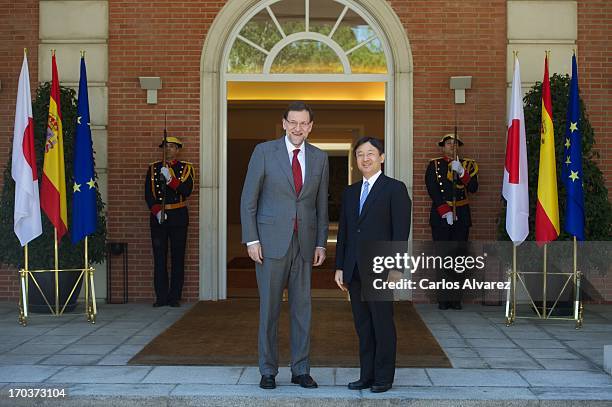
(199, 0), (413, 300)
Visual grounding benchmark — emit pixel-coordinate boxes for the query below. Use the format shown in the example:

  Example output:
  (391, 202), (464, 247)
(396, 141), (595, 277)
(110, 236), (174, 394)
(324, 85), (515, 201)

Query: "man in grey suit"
(240, 101), (329, 390)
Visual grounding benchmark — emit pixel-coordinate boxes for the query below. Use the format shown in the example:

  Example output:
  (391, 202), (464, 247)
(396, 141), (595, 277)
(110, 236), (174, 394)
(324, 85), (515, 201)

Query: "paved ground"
(0, 301), (610, 406)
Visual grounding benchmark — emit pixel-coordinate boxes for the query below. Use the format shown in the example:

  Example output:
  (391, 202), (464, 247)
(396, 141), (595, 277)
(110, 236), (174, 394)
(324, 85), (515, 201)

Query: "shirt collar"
(363, 170), (382, 186)
(285, 135), (304, 155)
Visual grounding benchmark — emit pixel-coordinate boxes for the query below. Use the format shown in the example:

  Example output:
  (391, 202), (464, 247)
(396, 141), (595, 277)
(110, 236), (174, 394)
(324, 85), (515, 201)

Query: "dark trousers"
(151, 220), (187, 304)
(348, 270), (396, 385)
(431, 223), (470, 303)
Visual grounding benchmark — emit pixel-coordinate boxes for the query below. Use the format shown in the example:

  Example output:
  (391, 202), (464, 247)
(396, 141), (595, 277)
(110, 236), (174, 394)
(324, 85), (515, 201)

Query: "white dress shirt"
(361, 170), (382, 197)
(285, 135), (305, 184)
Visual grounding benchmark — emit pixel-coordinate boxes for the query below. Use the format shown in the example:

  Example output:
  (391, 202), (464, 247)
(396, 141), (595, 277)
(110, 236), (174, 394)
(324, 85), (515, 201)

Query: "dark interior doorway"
(226, 100), (384, 298)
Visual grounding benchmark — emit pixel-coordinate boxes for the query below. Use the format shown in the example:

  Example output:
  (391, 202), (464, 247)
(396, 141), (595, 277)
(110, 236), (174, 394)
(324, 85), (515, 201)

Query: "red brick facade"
(578, 0), (612, 194)
(106, 0), (222, 302)
(0, 1), (610, 302)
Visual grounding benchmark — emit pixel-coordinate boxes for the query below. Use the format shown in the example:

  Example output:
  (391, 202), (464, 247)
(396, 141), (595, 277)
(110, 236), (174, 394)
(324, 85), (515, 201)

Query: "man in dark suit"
(240, 102), (329, 390)
(425, 133), (479, 310)
(334, 137), (411, 393)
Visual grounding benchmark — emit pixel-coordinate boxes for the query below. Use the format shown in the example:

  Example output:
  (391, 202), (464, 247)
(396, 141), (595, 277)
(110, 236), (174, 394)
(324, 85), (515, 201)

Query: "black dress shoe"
(370, 383), (392, 393)
(450, 301), (462, 310)
(438, 302), (449, 310)
(348, 379), (373, 390)
(291, 374), (318, 388)
(152, 301), (166, 307)
(259, 375), (276, 389)
(169, 301), (181, 307)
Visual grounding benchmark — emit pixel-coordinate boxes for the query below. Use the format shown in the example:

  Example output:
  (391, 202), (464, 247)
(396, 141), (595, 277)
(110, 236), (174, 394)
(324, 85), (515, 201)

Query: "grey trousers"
(255, 233), (312, 376)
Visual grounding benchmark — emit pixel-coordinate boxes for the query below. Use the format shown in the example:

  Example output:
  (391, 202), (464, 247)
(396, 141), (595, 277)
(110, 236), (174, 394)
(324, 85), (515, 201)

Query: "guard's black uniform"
(145, 160), (194, 305)
(425, 156), (478, 305)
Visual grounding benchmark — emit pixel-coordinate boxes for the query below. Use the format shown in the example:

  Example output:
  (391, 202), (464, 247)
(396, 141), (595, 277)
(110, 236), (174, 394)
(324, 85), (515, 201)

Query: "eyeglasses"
(285, 119), (311, 130)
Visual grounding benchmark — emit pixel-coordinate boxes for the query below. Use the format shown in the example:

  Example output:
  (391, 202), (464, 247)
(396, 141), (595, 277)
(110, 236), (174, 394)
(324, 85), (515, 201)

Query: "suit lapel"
(274, 137), (296, 194)
(352, 181), (363, 221)
(301, 143), (315, 197)
(358, 174), (389, 223)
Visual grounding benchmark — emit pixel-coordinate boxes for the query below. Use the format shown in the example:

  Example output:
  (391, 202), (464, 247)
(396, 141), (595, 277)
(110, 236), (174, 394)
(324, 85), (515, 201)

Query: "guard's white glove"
(156, 212), (167, 224)
(442, 212), (454, 226)
(160, 167), (172, 184)
(450, 160), (465, 177)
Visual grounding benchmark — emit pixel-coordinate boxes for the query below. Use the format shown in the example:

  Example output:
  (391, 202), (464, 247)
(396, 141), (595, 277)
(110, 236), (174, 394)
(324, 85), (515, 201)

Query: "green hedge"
(0, 82), (107, 269)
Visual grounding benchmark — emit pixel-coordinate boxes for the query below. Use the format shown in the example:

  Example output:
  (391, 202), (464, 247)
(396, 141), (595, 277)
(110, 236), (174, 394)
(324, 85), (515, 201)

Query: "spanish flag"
(535, 54), (560, 244)
(40, 52), (68, 240)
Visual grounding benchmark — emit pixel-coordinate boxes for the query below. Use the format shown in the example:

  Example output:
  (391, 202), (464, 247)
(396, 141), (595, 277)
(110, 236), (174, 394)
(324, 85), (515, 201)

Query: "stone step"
(2, 385), (612, 407)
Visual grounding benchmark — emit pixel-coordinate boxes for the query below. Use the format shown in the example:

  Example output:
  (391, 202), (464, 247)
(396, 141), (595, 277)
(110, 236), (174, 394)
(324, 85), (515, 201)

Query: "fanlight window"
(227, 0), (388, 75)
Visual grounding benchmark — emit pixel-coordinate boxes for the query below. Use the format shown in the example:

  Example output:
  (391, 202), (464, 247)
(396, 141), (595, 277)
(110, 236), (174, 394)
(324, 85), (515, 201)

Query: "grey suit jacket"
(240, 137), (329, 261)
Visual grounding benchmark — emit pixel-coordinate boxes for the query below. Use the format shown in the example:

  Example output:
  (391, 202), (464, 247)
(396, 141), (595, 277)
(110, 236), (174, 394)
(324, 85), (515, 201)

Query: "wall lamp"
(138, 76), (162, 104)
(449, 76), (472, 104)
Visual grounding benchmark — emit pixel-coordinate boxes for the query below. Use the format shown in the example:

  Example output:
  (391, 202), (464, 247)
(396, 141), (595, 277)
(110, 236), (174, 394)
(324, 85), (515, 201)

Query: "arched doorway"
(200, 0), (413, 300)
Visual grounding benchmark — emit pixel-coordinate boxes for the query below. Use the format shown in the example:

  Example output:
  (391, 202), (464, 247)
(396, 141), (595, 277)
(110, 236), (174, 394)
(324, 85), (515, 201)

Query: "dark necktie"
(292, 149), (302, 195)
(292, 149), (302, 231)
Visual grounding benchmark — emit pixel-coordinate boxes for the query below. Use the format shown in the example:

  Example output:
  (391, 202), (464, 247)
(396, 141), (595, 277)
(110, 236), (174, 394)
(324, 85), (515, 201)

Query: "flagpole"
(21, 244), (29, 323)
(85, 236), (89, 317)
(512, 244), (517, 322)
(54, 228), (59, 315)
(452, 110), (458, 221)
(572, 237), (577, 274)
(542, 243), (547, 318)
(573, 236), (578, 320)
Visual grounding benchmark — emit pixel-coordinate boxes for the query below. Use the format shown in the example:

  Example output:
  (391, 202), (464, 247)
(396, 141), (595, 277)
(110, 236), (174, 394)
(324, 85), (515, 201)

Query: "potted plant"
(0, 82), (107, 313)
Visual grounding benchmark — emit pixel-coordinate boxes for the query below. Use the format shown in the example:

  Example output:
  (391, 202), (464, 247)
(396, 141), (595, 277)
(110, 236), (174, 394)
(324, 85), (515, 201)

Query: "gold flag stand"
(505, 238), (583, 329)
(18, 233), (97, 326)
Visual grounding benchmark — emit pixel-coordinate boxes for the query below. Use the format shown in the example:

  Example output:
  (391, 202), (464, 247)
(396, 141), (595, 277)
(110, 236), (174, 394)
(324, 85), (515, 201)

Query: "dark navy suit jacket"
(335, 174), (411, 284)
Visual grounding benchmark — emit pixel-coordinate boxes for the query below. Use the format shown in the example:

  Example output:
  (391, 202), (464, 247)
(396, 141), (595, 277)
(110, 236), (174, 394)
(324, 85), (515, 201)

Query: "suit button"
(357, 229), (360, 233)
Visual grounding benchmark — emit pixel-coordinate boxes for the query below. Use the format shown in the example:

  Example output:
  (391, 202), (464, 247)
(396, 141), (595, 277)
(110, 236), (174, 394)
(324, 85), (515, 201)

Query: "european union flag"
(71, 56), (97, 243)
(561, 54), (585, 240)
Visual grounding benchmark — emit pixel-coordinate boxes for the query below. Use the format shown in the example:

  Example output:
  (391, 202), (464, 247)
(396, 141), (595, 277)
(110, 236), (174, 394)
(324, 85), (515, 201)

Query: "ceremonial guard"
(144, 136), (194, 307)
(425, 133), (478, 310)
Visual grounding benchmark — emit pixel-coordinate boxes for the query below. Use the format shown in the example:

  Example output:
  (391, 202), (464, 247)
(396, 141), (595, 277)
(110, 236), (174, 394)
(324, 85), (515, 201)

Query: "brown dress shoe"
(370, 383), (392, 393)
(348, 379), (373, 390)
(259, 375), (276, 389)
(291, 374), (318, 388)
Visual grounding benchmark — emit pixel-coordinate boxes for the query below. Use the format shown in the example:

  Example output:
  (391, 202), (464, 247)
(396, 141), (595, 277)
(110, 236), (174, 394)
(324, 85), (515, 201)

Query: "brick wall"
(107, 1), (221, 302)
(399, 0), (508, 241)
(1, 0), (610, 303)
(577, 0), (612, 194)
(0, 0), (39, 301)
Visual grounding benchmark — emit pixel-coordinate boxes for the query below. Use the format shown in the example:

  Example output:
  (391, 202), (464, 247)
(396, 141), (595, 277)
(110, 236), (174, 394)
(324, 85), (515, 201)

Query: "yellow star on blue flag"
(71, 56), (97, 243)
(569, 170), (579, 182)
(561, 54), (585, 240)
